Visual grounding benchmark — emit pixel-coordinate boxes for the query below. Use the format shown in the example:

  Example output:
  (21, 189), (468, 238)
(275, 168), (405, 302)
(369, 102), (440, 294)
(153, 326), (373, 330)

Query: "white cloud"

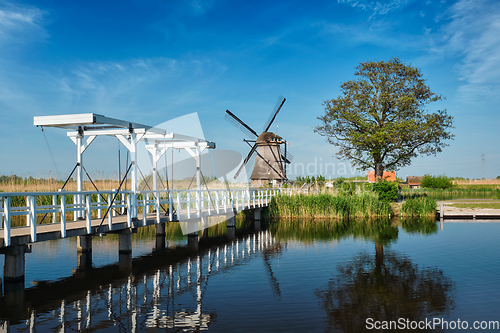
(338, 0), (411, 17)
(54, 57), (228, 119)
(438, 0), (500, 100)
(0, 1), (47, 43)
(188, 0), (214, 14)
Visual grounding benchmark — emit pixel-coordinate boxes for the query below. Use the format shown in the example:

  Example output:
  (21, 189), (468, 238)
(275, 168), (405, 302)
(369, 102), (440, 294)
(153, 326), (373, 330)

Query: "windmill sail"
(224, 110), (258, 139)
(263, 96), (286, 132)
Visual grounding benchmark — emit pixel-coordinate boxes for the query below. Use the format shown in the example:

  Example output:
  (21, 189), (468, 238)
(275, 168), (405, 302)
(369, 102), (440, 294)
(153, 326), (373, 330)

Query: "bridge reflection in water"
(0, 225), (278, 332)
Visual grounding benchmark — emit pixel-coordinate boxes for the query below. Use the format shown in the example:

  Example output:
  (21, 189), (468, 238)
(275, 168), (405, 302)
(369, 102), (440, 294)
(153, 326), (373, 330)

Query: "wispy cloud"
(437, 0), (500, 101)
(188, 0), (214, 15)
(338, 0), (412, 17)
(61, 58), (227, 113)
(0, 1), (47, 44)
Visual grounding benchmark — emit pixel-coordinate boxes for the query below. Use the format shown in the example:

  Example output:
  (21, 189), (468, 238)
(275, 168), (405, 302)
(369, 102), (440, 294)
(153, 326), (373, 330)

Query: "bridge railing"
(0, 188), (283, 247)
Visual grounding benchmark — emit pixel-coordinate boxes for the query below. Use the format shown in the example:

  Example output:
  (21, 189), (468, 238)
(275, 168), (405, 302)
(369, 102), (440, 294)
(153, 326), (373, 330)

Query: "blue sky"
(0, 0), (499, 180)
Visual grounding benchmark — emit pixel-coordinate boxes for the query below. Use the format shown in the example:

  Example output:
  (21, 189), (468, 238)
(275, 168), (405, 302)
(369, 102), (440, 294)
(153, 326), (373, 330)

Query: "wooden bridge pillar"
(188, 233), (198, 252)
(74, 252), (92, 273)
(4, 245), (28, 283)
(119, 253), (132, 271)
(154, 223), (166, 250)
(254, 219), (261, 231)
(226, 216), (235, 227)
(77, 235), (92, 253)
(155, 223), (165, 235)
(227, 226), (236, 240)
(254, 208), (262, 221)
(119, 229), (132, 254)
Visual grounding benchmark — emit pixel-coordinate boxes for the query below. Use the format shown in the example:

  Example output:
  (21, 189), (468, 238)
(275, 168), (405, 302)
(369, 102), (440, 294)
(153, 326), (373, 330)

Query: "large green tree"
(314, 58), (454, 179)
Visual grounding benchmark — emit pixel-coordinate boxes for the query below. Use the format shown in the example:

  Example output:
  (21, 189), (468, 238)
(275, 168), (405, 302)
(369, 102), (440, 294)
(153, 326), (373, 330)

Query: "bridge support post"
(226, 214), (236, 240)
(77, 235), (92, 253)
(118, 229), (133, 270)
(226, 215), (235, 227)
(254, 208), (261, 221)
(188, 233), (198, 252)
(76, 252), (92, 272)
(119, 229), (132, 254)
(119, 253), (132, 271)
(155, 224), (166, 251)
(200, 217), (208, 239)
(4, 245), (27, 283)
(226, 225), (236, 240)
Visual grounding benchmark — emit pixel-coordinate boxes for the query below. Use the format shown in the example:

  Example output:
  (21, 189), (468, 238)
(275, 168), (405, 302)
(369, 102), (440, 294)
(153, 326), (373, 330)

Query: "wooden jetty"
(437, 202), (500, 221)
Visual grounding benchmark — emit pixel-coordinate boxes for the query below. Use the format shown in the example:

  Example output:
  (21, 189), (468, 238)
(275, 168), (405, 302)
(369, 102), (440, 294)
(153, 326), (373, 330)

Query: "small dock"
(437, 200), (500, 221)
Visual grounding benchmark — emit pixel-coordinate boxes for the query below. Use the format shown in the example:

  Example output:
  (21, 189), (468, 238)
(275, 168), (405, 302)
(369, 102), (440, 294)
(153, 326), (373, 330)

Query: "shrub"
(420, 174), (453, 189)
(372, 180), (399, 202)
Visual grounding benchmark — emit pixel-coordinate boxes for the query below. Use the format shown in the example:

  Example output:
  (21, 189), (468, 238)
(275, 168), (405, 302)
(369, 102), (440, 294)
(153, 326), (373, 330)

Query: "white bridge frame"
(33, 113), (216, 220)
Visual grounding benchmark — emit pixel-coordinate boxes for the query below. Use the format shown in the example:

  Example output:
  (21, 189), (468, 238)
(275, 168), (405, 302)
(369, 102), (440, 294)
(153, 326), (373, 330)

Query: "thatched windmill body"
(224, 96), (292, 187)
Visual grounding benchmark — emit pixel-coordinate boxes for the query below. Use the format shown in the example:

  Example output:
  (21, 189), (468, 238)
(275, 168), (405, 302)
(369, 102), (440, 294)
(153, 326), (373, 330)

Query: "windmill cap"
(257, 131), (283, 144)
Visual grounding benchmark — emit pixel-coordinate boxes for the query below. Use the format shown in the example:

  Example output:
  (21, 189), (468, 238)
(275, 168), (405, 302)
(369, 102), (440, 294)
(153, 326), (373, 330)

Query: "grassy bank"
(269, 192), (392, 219)
(401, 186), (500, 200)
(401, 197), (437, 217)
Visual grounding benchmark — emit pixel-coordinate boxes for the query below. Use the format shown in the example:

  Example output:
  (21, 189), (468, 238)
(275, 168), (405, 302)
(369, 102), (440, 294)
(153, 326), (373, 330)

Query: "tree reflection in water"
(312, 219), (454, 332)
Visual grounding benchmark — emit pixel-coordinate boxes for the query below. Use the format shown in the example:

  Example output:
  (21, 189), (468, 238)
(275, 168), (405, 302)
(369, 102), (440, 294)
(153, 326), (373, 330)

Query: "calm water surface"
(0, 220), (499, 332)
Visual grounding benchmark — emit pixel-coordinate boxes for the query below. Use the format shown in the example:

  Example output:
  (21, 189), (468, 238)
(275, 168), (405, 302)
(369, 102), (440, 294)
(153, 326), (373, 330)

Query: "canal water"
(0, 219), (500, 332)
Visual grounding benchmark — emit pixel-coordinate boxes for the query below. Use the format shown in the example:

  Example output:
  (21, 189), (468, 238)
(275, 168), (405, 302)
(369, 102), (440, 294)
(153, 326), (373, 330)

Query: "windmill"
(224, 96), (293, 187)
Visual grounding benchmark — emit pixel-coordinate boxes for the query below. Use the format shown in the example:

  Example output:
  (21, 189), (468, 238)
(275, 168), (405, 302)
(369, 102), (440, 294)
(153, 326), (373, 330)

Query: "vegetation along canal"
(0, 216), (499, 332)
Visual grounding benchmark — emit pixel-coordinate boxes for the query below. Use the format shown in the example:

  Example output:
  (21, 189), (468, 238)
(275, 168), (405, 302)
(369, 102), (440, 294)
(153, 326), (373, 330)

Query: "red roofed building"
(368, 171), (397, 182)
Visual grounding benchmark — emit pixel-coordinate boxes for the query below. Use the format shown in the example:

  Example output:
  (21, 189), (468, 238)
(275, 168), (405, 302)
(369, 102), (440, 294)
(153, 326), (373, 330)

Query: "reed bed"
(401, 197), (437, 217)
(268, 191), (392, 219)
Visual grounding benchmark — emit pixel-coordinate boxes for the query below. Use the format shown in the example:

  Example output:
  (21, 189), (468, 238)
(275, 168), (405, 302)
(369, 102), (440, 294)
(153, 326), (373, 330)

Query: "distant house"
(368, 171), (397, 182)
(406, 176), (424, 188)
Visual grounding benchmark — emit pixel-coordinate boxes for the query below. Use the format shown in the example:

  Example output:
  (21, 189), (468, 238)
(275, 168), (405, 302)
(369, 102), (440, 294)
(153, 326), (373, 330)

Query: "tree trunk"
(374, 162), (384, 181)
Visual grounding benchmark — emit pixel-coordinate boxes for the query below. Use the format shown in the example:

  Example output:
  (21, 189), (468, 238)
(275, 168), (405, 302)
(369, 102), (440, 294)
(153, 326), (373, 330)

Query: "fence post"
(216, 191), (220, 215)
(176, 191), (181, 220)
(156, 193), (160, 224)
(224, 190), (227, 213)
(97, 193), (102, 219)
(3, 196), (11, 246)
(208, 190), (211, 215)
(52, 195), (57, 223)
(73, 193), (77, 222)
(187, 191), (191, 220)
(169, 190), (173, 221)
(236, 191), (239, 212)
(28, 195), (37, 242)
(108, 192), (113, 231)
(196, 190), (201, 218)
(86, 194), (91, 234)
(60, 191), (66, 238)
(127, 194), (132, 228)
(143, 193), (147, 226)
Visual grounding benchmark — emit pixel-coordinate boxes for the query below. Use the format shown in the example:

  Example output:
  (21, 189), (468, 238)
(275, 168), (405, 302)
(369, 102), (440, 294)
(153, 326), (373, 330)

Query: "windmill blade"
(263, 96), (286, 132)
(234, 151), (257, 182)
(234, 143), (258, 179)
(224, 110), (258, 139)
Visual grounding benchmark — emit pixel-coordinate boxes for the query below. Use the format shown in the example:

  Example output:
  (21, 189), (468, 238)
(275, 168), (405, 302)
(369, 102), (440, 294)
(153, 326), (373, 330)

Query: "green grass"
(401, 186), (500, 200)
(447, 202), (500, 210)
(401, 197), (437, 217)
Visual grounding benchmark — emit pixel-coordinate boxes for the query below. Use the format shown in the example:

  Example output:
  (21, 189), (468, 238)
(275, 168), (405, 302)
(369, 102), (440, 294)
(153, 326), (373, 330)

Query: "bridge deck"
(0, 200), (269, 249)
